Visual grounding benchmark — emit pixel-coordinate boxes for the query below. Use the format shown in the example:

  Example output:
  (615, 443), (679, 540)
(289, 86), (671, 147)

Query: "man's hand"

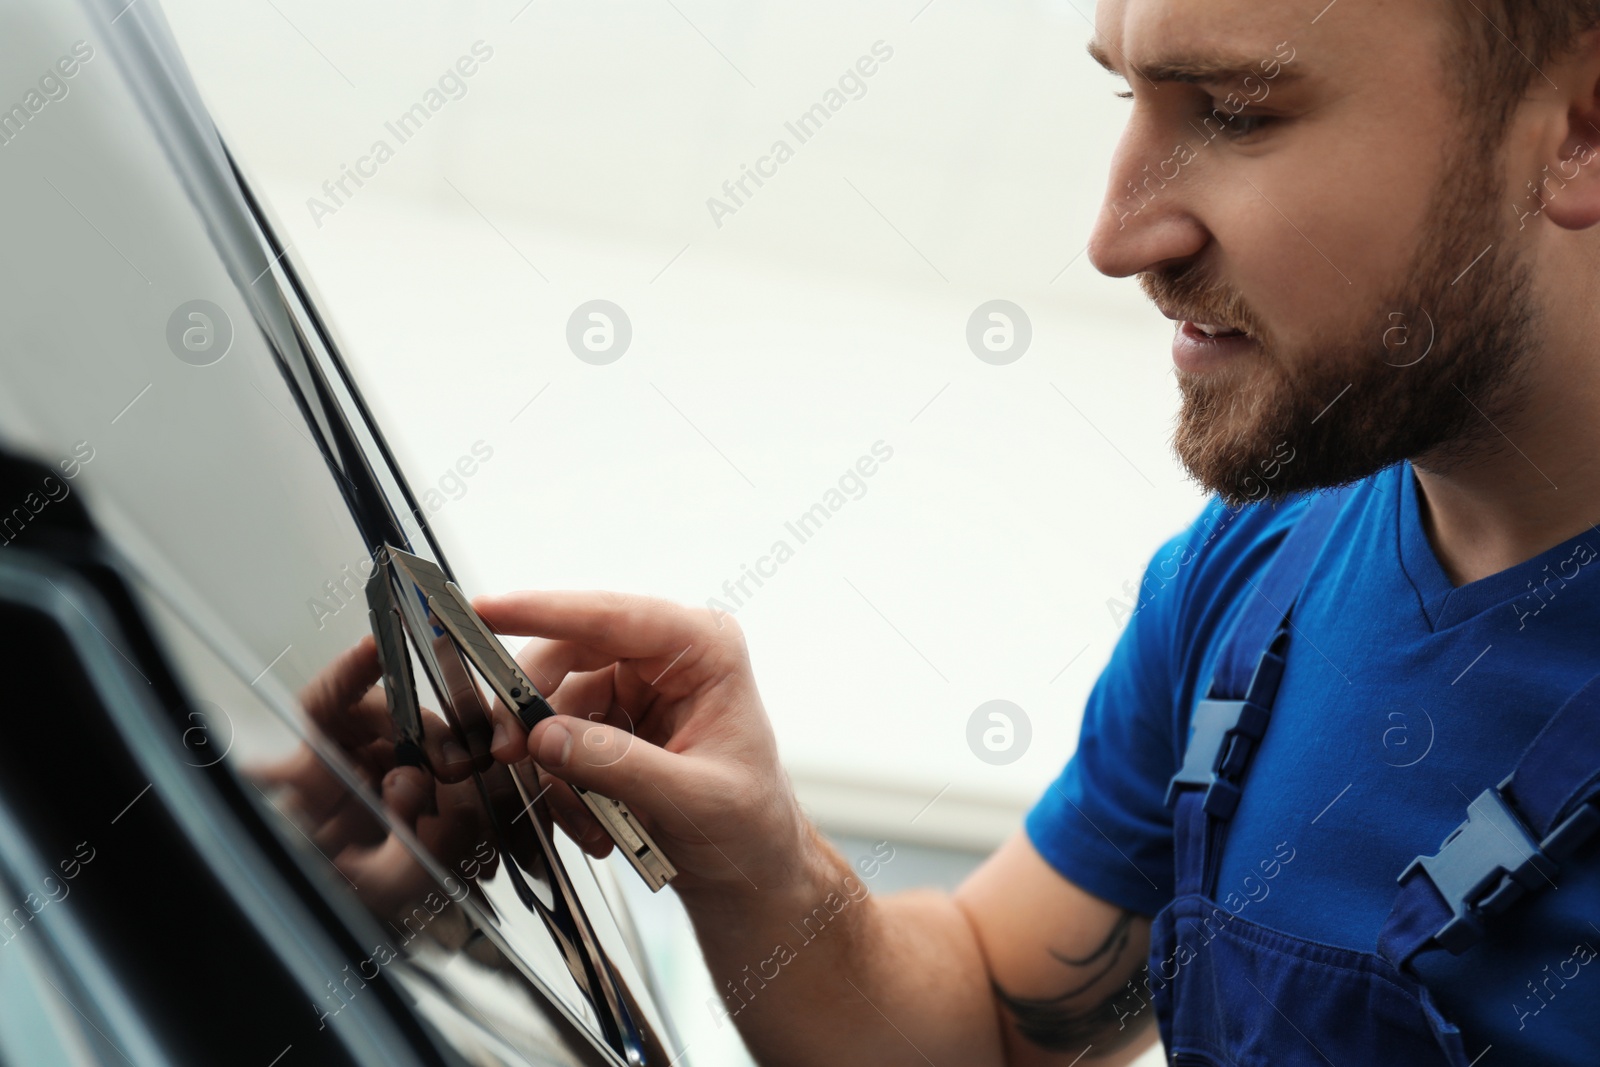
(248, 635), (500, 921)
(472, 591), (816, 898)
(473, 590), (1158, 1067)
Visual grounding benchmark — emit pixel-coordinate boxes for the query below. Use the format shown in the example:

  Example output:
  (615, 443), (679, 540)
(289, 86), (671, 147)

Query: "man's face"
(1087, 0), (1542, 507)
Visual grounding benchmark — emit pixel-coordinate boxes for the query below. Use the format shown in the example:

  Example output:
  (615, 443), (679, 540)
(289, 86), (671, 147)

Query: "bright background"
(158, 1), (1197, 1063)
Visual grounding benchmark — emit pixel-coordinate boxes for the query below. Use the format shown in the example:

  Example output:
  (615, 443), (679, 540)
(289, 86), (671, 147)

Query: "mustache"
(1139, 267), (1260, 334)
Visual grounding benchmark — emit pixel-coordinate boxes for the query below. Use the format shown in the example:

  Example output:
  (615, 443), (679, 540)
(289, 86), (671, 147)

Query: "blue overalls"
(1154, 487), (1600, 1065)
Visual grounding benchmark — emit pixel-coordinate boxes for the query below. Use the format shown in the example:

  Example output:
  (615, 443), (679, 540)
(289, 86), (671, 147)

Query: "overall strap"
(1166, 486), (1352, 897)
(1380, 674), (1600, 967)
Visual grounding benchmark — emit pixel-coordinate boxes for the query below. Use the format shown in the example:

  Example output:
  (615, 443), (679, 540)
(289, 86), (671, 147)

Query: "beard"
(1141, 136), (1542, 509)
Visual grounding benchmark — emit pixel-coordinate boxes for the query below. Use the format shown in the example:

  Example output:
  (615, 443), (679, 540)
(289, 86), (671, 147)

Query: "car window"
(0, 1), (677, 1063)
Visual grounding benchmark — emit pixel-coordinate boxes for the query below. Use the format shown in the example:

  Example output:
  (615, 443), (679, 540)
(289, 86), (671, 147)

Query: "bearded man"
(445, 2), (1600, 1062)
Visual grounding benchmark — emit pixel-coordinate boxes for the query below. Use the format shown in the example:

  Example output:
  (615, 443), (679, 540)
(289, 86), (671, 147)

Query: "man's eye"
(1113, 91), (1275, 138)
(1213, 110), (1275, 138)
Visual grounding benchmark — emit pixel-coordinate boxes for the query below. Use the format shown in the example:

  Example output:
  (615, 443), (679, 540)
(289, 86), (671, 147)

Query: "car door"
(0, 1), (683, 1063)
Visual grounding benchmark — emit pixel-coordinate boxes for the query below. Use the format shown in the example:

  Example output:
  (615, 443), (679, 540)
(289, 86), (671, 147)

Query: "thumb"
(528, 715), (684, 809)
(380, 764), (434, 827)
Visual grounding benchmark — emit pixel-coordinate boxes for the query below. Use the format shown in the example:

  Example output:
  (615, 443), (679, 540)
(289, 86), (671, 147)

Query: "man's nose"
(1086, 135), (1209, 279)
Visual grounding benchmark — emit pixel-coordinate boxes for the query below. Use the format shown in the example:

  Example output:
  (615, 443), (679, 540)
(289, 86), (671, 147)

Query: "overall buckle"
(1399, 777), (1600, 955)
(1163, 696), (1270, 820)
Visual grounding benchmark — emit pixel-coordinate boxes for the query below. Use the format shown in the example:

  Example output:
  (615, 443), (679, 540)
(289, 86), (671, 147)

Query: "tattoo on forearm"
(992, 910), (1153, 1055)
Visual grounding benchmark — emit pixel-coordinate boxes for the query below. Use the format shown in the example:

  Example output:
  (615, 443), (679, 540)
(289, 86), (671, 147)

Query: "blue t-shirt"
(1026, 458), (1600, 1058)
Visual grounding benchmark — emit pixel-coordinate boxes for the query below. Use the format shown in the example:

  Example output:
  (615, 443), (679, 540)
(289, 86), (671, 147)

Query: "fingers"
(474, 589), (688, 652)
(285, 635), (486, 798)
(317, 689), (396, 753)
(416, 707), (479, 783)
(486, 699), (527, 765)
(299, 635), (382, 729)
(473, 590), (722, 697)
(330, 766), (453, 917)
(249, 744), (340, 812)
(484, 655), (626, 767)
(611, 660), (661, 732)
(380, 764), (434, 826)
(535, 768), (614, 859)
(305, 637), (498, 784)
(526, 714), (697, 817)
(548, 666), (637, 734)
(369, 767), (485, 878)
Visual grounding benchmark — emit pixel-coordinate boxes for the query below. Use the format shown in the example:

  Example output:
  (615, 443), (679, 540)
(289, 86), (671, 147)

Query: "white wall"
(159, 0), (1205, 843)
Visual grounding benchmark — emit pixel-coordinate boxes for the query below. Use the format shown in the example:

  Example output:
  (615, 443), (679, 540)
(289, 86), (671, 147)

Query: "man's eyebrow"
(1086, 37), (1303, 88)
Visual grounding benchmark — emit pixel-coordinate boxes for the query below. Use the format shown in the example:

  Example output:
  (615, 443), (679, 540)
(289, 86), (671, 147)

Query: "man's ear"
(1534, 29), (1600, 231)
(1537, 125), (1600, 231)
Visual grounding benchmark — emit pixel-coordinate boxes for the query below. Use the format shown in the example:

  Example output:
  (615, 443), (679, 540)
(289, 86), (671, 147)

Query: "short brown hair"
(1445, 2), (1600, 143)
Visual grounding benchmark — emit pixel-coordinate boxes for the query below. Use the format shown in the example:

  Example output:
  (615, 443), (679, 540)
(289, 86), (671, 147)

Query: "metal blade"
(574, 788), (677, 893)
(436, 585), (557, 730)
(364, 563), (427, 767)
(385, 545), (677, 892)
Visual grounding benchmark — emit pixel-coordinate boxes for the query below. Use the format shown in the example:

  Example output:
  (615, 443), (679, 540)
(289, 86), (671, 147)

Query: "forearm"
(677, 821), (1005, 1067)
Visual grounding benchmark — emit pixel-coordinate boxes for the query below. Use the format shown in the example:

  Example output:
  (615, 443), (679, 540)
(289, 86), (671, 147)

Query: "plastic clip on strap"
(1393, 778), (1600, 956)
(1163, 634), (1288, 820)
(1163, 487), (1350, 822)
(1383, 670), (1600, 963)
